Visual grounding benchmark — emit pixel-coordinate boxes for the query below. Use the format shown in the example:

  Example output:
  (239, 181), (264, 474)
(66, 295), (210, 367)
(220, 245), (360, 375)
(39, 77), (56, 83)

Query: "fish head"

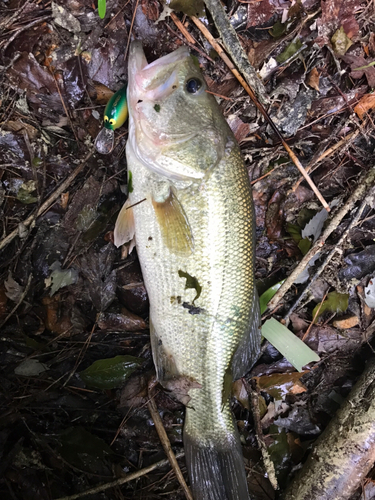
(127, 41), (232, 181)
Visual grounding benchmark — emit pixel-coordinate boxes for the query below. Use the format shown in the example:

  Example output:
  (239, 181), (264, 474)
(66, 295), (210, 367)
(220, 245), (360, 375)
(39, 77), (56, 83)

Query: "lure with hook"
(95, 85), (128, 154)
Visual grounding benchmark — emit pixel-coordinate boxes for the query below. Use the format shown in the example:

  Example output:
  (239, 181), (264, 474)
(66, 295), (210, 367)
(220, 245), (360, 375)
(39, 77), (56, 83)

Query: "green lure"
(95, 85), (128, 155)
(103, 85), (128, 130)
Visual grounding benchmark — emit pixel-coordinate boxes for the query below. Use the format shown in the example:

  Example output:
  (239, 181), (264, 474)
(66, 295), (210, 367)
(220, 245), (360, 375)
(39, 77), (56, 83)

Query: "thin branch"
(147, 382), (194, 500)
(269, 166), (375, 311)
(54, 452), (185, 500)
(191, 14), (329, 211)
(0, 149), (94, 252)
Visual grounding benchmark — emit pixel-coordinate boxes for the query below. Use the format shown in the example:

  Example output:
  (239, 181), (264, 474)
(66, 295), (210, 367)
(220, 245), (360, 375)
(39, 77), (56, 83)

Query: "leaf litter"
(0, 0), (375, 499)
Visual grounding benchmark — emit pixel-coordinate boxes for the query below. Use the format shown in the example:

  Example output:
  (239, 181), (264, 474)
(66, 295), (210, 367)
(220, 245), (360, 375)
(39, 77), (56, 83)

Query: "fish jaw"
(127, 41), (228, 181)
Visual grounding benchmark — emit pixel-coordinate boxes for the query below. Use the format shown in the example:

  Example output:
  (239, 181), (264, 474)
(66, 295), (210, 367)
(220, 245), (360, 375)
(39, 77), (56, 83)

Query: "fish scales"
(115, 42), (261, 500)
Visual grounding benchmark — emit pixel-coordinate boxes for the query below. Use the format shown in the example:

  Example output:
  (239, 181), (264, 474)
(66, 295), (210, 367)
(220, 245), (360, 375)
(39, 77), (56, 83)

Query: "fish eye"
(109, 119), (116, 125)
(186, 78), (202, 94)
(104, 116), (109, 122)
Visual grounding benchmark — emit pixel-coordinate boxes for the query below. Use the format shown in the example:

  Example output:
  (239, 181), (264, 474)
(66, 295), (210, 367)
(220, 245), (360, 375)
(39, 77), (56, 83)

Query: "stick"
(170, 11), (196, 45)
(191, 15), (329, 211)
(54, 452), (185, 500)
(202, 0), (268, 105)
(283, 358), (375, 500)
(0, 150), (93, 252)
(147, 383), (194, 500)
(269, 166), (375, 311)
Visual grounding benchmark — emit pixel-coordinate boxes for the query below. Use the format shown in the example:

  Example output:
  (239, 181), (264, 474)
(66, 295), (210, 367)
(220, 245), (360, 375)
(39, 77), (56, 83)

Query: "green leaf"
(298, 237), (311, 256)
(259, 280), (285, 314)
(98, 0), (106, 19)
(276, 39), (303, 63)
(269, 20), (287, 38)
(331, 26), (352, 56)
(17, 180), (38, 204)
(262, 318), (320, 371)
(80, 355), (143, 389)
(312, 291), (349, 320)
(286, 222), (301, 243)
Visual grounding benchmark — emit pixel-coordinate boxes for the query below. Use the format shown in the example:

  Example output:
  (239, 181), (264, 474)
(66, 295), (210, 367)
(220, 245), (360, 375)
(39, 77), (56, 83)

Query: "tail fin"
(184, 429), (250, 500)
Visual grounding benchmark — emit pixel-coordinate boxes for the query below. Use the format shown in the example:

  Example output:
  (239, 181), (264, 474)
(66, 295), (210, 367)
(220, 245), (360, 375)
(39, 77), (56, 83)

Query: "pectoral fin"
(152, 188), (194, 256)
(114, 198), (135, 249)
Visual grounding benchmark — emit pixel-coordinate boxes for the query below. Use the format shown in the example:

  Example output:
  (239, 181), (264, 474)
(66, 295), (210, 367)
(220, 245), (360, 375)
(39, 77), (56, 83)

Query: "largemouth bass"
(115, 41), (261, 500)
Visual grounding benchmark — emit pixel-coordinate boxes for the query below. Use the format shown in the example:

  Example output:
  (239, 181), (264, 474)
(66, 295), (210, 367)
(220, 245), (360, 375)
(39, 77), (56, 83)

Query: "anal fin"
(150, 318), (201, 405)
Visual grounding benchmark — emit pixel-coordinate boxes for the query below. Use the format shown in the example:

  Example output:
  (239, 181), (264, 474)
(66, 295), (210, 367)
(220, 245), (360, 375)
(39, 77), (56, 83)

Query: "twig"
(170, 12), (196, 45)
(247, 380), (278, 490)
(201, 0), (268, 104)
(191, 14), (329, 211)
(301, 291), (329, 341)
(269, 166), (375, 312)
(0, 149), (93, 252)
(124, 0), (139, 61)
(291, 128), (361, 193)
(1, 15), (51, 54)
(54, 452), (185, 500)
(147, 381), (194, 500)
(0, 273), (33, 329)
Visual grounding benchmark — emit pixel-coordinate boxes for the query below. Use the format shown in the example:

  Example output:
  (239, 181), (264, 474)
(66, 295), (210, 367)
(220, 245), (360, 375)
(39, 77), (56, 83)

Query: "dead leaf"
(332, 316), (359, 329)
(331, 26), (353, 56)
(4, 273), (24, 302)
(164, 377), (202, 406)
(354, 93), (375, 120)
(226, 114), (254, 143)
(341, 54), (375, 88)
(232, 379), (250, 410)
(97, 309), (148, 331)
(255, 372), (308, 399)
(61, 192), (69, 210)
(306, 67), (320, 91)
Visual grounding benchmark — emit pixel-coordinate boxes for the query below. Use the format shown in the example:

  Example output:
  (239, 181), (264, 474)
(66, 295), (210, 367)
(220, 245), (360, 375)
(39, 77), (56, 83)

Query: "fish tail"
(184, 416), (250, 500)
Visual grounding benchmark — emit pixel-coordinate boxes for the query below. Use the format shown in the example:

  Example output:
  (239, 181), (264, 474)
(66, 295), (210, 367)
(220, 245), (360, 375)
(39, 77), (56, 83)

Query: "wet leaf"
(169, 0), (205, 17)
(286, 223), (302, 243)
(312, 291), (349, 320)
(97, 309), (148, 331)
(232, 379), (250, 410)
(339, 245), (375, 280)
(15, 359), (49, 376)
(341, 54), (375, 88)
(256, 372), (307, 400)
(16, 180), (38, 204)
(354, 93), (375, 120)
(306, 67), (320, 91)
(331, 26), (353, 55)
(48, 261), (79, 296)
(269, 20), (287, 38)
(59, 427), (113, 472)
(4, 273), (24, 302)
(276, 39), (303, 63)
(259, 280), (285, 314)
(332, 316), (359, 329)
(80, 355), (143, 389)
(262, 319), (320, 371)
(298, 237), (311, 256)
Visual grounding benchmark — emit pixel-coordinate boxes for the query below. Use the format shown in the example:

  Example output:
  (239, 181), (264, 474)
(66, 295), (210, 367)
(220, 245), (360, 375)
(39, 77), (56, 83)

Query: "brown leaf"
(265, 190), (284, 240)
(354, 93), (375, 120)
(332, 316), (359, 329)
(255, 372), (308, 399)
(306, 67), (320, 91)
(226, 115), (253, 144)
(232, 379), (250, 410)
(97, 309), (148, 331)
(341, 53), (375, 88)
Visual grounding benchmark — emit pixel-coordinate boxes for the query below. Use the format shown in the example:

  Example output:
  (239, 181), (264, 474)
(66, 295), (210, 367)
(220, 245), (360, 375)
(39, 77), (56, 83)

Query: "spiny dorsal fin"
(114, 198), (135, 249)
(152, 188), (194, 255)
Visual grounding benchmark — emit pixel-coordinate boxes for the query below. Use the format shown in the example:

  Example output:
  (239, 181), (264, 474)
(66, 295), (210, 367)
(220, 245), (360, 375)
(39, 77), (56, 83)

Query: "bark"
(283, 359), (375, 500)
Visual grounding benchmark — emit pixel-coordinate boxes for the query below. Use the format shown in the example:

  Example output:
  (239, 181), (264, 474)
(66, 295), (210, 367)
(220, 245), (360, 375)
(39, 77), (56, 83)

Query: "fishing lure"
(95, 85), (128, 154)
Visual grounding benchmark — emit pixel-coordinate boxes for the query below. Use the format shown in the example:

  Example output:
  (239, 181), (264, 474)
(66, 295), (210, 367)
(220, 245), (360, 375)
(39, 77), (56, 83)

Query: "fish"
(114, 41), (261, 500)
